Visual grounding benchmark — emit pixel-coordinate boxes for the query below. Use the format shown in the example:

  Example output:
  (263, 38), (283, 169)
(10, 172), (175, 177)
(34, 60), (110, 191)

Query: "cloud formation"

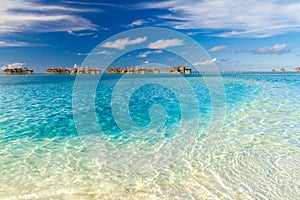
(0, 0), (98, 34)
(208, 45), (227, 52)
(127, 19), (148, 27)
(138, 0), (300, 38)
(63, 1), (122, 7)
(0, 41), (29, 47)
(148, 39), (184, 49)
(95, 50), (114, 55)
(101, 37), (147, 50)
(138, 50), (163, 58)
(1, 62), (26, 70)
(252, 44), (289, 55)
(76, 52), (91, 56)
(194, 58), (217, 66)
(67, 31), (95, 37)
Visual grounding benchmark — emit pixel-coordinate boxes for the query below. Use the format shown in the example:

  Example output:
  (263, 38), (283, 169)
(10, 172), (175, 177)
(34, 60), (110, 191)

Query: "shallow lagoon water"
(0, 73), (299, 199)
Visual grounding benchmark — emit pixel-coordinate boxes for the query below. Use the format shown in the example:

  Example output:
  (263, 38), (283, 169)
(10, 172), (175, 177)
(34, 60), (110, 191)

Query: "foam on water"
(0, 73), (299, 199)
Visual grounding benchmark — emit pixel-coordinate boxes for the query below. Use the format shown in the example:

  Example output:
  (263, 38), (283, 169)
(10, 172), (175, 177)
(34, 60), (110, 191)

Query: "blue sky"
(1, 0), (300, 72)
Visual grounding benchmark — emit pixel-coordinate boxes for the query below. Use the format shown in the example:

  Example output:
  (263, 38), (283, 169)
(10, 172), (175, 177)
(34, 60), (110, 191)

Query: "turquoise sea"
(0, 73), (299, 199)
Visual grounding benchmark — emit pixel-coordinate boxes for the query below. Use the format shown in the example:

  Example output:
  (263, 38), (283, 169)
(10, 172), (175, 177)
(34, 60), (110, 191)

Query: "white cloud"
(95, 50), (114, 55)
(67, 31), (95, 37)
(138, 53), (148, 58)
(0, 0), (98, 34)
(138, 0), (300, 38)
(101, 37), (147, 50)
(144, 60), (149, 64)
(208, 45), (227, 52)
(194, 58), (217, 66)
(63, 1), (122, 7)
(253, 44), (289, 55)
(138, 49), (163, 58)
(1, 62), (26, 70)
(127, 19), (148, 27)
(0, 41), (29, 47)
(0, 40), (47, 47)
(148, 39), (184, 49)
(76, 52), (91, 56)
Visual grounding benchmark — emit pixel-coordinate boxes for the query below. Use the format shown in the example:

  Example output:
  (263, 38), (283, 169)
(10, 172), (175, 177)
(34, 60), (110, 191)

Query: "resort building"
(46, 67), (70, 74)
(106, 66), (160, 74)
(279, 68), (286, 72)
(184, 68), (192, 74)
(166, 64), (192, 74)
(3, 67), (33, 75)
(46, 67), (101, 74)
(106, 65), (190, 74)
(70, 67), (101, 74)
(294, 67), (300, 72)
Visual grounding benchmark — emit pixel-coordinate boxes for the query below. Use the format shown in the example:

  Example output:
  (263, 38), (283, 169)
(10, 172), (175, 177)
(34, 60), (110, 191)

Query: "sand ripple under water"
(0, 74), (299, 199)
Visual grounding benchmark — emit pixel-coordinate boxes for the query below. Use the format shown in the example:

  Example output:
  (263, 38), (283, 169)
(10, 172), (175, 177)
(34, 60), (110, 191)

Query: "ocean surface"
(0, 73), (299, 199)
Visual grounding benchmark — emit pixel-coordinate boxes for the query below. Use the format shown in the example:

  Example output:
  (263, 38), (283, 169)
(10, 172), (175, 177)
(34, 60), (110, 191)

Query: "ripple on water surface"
(0, 74), (299, 199)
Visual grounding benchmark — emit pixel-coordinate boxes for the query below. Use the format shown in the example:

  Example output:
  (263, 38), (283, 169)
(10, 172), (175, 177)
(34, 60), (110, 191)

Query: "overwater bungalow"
(46, 67), (101, 74)
(3, 67), (33, 75)
(46, 67), (70, 74)
(106, 66), (160, 74)
(294, 67), (300, 72)
(71, 67), (101, 74)
(166, 64), (192, 74)
(279, 68), (286, 72)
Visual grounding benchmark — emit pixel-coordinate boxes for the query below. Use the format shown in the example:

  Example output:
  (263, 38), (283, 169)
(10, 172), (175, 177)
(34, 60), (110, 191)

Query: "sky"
(1, 0), (300, 72)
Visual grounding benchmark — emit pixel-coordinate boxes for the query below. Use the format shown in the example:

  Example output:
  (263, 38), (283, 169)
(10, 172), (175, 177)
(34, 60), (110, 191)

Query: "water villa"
(3, 67), (33, 75)
(45, 67), (101, 75)
(106, 64), (192, 75)
(106, 66), (160, 74)
(70, 67), (101, 74)
(271, 67), (300, 72)
(46, 67), (70, 74)
(279, 68), (286, 72)
(166, 65), (192, 74)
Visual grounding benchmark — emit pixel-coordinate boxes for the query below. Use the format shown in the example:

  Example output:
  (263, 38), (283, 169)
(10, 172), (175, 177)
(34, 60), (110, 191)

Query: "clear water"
(0, 73), (299, 199)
